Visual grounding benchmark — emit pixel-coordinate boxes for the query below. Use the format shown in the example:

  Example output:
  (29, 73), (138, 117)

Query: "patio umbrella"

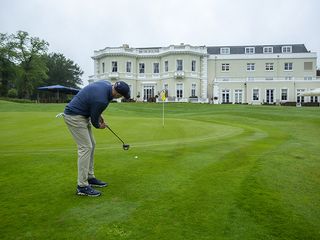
(37, 85), (81, 102)
(300, 88), (320, 96)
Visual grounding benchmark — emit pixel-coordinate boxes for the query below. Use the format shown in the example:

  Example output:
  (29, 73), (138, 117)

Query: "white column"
(213, 83), (220, 104)
(201, 56), (208, 100)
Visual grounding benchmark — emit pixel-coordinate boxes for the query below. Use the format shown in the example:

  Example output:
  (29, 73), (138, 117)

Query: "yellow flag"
(160, 90), (166, 101)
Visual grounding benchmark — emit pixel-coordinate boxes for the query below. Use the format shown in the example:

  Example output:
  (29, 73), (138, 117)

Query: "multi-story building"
(89, 43), (319, 104)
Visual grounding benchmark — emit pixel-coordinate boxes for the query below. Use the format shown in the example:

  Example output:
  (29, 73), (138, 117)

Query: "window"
(143, 85), (154, 101)
(176, 60), (183, 71)
(265, 63), (274, 71)
(139, 63), (145, 73)
(234, 89), (243, 103)
(222, 89), (230, 103)
(282, 46), (292, 53)
(281, 89), (288, 101)
(176, 83), (183, 98)
(284, 62), (293, 71)
(126, 62), (131, 73)
(164, 61), (169, 72)
(222, 63), (230, 72)
(245, 47), (255, 54)
(285, 76), (293, 80)
(253, 89), (259, 101)
(247, 63), (255, 71)
(304, 76), (312, 80)
(263, 47), (273, 53)
(310, 96), (318, 103)
(153, 63), (159, 74)
(266, 89), (274, 103)
(191, 84), (196, 97)
(220, 48), (230, 54)
(102, 62), (105, 73)
(304, 62), (313, 70)
(112, 61), (117, 72)
(191, 60), (196, 72)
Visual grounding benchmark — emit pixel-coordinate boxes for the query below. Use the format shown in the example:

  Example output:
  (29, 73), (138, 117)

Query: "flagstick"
(162, 99), (165, 128)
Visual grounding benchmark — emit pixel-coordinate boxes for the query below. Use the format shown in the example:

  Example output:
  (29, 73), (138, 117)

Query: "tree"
(1, 30), (83, 99)
(0, 33), (17, 96)
(43, 53), (83, 88)
(14, 31), (49, 98)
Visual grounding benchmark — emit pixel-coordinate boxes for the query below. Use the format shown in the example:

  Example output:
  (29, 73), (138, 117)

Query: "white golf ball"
(134, 156), (138, 159)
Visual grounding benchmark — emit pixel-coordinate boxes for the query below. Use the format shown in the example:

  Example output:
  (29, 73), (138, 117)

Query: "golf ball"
(134, 156), (138, 159)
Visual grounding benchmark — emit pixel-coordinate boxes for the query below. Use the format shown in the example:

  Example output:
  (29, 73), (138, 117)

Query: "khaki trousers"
(64, 114), (96, 187)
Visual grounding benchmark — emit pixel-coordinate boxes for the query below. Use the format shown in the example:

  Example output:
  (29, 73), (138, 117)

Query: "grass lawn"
(0, 100), (319, 240)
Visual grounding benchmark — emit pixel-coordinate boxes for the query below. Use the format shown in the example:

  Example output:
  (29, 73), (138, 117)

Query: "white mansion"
(89, 43), (319, 104)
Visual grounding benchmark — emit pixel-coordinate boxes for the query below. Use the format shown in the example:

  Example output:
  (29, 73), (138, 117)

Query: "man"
(64, 80), (130, 197)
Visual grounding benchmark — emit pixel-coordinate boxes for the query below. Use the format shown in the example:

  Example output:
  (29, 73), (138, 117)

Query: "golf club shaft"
(106, 126), (125, 144)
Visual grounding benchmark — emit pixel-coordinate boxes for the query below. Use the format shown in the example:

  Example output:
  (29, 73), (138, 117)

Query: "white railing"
(93, 44), (207, 58)
(174, 71), (185, 78)
(92, 70), (202, 81)
(93, 47), (138, 57)
(214, 77), (319, 82)
(109, 72), (119, 79)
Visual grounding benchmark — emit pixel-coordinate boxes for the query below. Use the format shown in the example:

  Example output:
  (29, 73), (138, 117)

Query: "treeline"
(0, 30), (83, 100)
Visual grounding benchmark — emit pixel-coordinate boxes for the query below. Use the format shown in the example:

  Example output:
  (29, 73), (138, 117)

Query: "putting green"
(0, 114), (245, 154)
(99, 117), (244, 150)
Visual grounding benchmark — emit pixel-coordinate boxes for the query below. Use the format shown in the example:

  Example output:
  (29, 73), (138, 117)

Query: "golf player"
(63, 80), (130, 197)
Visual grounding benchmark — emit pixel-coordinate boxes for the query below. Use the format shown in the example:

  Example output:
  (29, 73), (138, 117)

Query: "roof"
(207, 44), (309, 55)
(37, 85), (80, 95)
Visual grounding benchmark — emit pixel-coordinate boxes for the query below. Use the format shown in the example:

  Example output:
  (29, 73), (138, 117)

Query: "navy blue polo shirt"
(64, 80), (113, 128)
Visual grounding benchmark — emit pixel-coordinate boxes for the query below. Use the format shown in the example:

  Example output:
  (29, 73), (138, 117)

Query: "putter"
(106, 125), (130, 150)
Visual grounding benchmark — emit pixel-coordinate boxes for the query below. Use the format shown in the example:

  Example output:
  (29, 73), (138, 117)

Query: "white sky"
(1, 0), (319, 86)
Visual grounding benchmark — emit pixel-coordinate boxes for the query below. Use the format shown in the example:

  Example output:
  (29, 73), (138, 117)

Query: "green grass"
(0, 100), (319, 240)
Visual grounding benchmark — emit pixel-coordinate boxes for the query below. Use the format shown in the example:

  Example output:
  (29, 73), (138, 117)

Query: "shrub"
(7, 89), (18, 98)
(280, 102), (296, 106)
(0, 97), (36, 103)
(302, 102), (319, 107)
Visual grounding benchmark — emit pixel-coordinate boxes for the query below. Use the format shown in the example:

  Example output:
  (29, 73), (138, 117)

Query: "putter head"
(123, 144), (130, 150)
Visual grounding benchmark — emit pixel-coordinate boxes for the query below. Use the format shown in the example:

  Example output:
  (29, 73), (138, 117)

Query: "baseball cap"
(114, 81), (130, 99)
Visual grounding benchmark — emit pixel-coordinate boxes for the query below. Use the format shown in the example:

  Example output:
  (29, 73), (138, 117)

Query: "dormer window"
(263, 47), (273, 53)
(282, 46), (292, 53)
(220, 48), (230, 54)
(245, 47), (255, 54)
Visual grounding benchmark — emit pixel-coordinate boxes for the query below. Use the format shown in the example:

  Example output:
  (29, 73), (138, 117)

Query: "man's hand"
(99, 115), (107, 129)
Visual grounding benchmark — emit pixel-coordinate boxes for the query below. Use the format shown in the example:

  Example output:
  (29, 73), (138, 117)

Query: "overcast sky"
(1, 0), (319, 86)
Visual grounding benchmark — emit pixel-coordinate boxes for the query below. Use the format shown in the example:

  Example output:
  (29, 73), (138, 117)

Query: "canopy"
(300, 88), (320, 96)
(37, 85), (80, 95)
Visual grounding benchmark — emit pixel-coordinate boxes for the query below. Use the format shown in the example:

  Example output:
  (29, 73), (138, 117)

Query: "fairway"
(0, 100), (319, 240)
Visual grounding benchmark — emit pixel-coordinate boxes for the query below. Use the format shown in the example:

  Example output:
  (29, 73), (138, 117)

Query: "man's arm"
(90, 102), (107, 129)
